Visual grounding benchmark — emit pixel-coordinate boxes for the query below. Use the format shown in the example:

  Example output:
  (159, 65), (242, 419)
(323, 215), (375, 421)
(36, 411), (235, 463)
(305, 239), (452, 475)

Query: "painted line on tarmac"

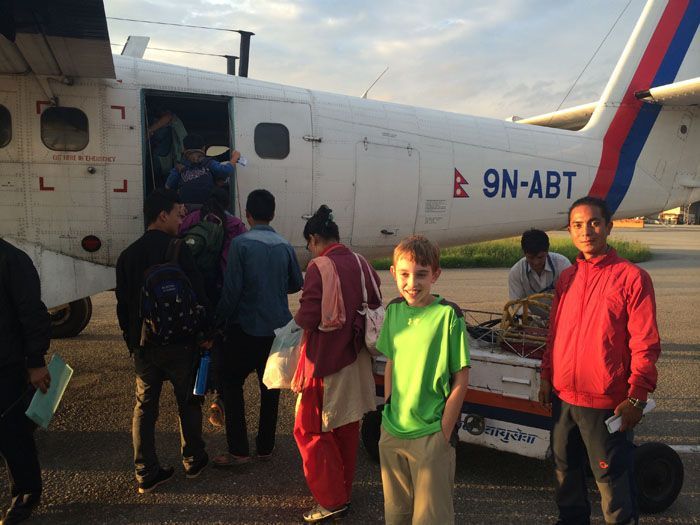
(670, 445), (700, 454)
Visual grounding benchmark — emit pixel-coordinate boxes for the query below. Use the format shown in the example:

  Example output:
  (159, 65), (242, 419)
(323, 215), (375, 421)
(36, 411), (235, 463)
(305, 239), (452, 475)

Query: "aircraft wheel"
(361, 406), (383, 462)
(50, 297), (92, 338)
(635, 442), (683, 514)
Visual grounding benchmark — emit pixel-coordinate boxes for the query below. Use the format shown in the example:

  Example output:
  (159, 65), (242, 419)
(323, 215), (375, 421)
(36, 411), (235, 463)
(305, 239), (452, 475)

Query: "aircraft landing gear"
(49, 297), (92, 338)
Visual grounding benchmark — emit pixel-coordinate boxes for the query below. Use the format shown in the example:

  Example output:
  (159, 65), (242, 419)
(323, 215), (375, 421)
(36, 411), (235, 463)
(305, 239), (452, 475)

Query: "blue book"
(25, 354), (74, 429)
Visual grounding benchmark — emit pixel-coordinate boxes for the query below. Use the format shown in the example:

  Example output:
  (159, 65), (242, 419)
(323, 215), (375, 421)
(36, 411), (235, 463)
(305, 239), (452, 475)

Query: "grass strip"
(371, 237), (651, 270)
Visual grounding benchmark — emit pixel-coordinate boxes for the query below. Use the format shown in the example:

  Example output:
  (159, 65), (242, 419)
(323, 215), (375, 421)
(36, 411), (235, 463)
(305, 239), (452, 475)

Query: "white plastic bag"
(263, 319), (303, 389)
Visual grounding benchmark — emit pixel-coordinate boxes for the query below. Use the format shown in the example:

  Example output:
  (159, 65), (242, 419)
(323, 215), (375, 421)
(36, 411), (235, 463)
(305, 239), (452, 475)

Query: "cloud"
(106, 0), (645, 119)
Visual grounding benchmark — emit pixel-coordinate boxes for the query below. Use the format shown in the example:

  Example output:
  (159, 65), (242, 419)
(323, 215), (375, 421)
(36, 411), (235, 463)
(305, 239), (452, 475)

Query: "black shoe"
(137, 467), (174, 494)
(185, 454), (209, 479)
(2, 493), (40, 525)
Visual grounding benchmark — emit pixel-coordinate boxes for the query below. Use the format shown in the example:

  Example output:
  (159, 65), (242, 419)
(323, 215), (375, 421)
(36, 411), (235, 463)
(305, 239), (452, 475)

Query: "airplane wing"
(635, 77), (700, 106)
(513, 77), (700, 131)
(0, 0), (115, 78)
(510, 102), (597, 131)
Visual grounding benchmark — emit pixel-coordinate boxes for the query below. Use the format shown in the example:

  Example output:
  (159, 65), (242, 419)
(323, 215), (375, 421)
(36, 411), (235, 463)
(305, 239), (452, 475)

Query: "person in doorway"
(147, 107), (187, 187)
(214, 189), (303, 466)
(293, 205), (381, 523)
(165, 134), (241, 211)
(539, 196), (661, 525)
(116, 188), (212, 494)
(0, 239), (51, 525)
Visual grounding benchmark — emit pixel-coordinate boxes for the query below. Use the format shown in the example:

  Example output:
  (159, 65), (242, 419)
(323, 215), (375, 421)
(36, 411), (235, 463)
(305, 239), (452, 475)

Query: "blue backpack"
(140, 239), (205, 346)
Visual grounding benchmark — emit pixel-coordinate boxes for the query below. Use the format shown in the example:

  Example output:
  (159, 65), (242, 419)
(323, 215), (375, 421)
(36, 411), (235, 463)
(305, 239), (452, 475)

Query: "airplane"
(0, 0), (697, 337)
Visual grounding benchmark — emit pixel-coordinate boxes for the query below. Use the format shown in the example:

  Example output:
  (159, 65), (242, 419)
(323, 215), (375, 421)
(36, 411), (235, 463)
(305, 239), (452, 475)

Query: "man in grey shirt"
(214, 189), (303, 466)
(508, 230), (570, 316)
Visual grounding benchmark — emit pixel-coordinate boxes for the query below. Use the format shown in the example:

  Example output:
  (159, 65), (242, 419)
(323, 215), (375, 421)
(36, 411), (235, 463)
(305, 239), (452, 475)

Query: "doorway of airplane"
(142, 92), (233, 202)
(352, 141), (419, 247)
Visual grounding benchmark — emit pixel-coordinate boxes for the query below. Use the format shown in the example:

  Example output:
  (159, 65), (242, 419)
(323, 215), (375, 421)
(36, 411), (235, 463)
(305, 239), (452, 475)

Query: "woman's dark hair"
(200, 187), (229, 223)
(303, 205), (339, 242)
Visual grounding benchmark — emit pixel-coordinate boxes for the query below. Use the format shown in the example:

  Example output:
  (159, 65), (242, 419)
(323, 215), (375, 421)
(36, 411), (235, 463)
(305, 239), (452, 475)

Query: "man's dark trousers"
(0, 365), (42, 501)
(133, 343), (206, 484)
(551, 396), (638, 525)
(221, 324), (278, 457)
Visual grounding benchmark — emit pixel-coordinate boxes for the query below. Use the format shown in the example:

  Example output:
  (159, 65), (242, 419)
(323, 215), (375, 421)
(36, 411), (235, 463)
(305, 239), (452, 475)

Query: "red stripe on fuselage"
(589, 1), (689, 198)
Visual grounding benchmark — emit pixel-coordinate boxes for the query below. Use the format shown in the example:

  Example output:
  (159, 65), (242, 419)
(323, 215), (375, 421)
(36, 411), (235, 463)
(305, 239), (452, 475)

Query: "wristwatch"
(628, 397), (647, 410)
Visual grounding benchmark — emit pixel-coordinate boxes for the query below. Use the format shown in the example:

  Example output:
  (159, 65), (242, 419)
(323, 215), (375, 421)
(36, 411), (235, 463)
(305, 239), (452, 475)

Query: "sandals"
(302, 503), (348, 523)
(212, 453), (251, 467)
(208, 401), (225, 427)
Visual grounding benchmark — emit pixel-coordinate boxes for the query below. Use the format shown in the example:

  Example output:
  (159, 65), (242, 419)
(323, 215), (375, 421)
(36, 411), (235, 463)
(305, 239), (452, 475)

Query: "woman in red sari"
(293, 205), (382, 523)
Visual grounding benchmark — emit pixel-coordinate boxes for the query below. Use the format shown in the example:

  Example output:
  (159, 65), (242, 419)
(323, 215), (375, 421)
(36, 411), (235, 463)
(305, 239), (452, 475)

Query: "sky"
(105, 0), (646, 120)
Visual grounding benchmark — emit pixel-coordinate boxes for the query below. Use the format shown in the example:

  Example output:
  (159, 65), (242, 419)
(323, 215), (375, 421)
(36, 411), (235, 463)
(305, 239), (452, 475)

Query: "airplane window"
(254, 123), (289, 159)
(0, 105), (10, 148)
(41, 107), (89, 151)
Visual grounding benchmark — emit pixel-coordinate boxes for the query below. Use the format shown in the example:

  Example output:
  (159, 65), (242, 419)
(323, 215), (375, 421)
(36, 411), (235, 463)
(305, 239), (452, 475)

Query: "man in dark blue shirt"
(214, 189), (303, 466)
(165, 134), (239, 209)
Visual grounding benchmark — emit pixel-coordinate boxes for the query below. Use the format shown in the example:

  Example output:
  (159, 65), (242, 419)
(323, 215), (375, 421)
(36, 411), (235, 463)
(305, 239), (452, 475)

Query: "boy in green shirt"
(377, 235), (470, 525)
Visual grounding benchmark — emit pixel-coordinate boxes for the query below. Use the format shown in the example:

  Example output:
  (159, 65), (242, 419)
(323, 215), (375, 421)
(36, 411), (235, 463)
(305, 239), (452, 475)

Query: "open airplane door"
(233, 98), (313, 244)
(352, 141), (419, 247)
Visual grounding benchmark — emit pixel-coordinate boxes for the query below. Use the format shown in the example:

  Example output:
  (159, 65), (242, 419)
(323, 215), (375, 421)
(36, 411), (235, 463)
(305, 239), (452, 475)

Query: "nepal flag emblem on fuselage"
(454, 168), (469, 198)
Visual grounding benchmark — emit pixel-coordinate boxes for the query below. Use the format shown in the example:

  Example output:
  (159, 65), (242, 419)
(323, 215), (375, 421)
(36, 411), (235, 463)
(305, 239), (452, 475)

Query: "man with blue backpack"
(116, 189), (213, 494)
(165, 134), (240, 211)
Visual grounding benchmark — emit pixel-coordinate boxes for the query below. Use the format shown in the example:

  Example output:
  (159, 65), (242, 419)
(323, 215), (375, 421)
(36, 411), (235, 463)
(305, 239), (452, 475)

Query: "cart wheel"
(361, 407), (383, 462)
(635, 442), (683, 514)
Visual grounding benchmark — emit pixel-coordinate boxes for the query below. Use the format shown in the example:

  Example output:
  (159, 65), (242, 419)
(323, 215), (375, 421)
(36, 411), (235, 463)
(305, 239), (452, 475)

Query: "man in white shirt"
(508, 229), (571, 303)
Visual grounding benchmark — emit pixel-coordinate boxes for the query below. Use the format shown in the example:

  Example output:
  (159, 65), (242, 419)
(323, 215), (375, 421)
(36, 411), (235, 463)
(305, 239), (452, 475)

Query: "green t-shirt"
(377, 295), (470, 439)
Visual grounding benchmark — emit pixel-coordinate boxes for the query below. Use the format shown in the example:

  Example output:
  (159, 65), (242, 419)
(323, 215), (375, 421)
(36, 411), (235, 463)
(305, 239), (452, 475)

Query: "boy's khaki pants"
(379, 427), (456, 525)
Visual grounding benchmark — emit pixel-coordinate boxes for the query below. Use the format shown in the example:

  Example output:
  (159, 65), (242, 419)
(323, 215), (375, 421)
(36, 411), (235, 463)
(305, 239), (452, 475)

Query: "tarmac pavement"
(2, 225), (698, 524)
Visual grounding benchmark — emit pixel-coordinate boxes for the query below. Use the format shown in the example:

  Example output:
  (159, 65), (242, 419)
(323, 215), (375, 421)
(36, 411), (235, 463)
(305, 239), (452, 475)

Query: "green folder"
(25, 354), (73, 429)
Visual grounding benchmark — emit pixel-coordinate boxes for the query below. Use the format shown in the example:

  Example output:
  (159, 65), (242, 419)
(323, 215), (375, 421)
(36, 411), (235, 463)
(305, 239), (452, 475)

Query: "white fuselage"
(0, 54), (694, 307)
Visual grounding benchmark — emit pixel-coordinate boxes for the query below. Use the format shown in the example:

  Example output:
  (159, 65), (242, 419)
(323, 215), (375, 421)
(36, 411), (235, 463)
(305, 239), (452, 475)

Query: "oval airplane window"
(0, 105), (10, 148)
(254, 123), (289, 159)
(41, 107), (89, 151)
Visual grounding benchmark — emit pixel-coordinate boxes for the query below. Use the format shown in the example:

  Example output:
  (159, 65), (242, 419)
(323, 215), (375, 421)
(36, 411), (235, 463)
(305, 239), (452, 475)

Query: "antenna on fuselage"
(361, 66), (389, 99)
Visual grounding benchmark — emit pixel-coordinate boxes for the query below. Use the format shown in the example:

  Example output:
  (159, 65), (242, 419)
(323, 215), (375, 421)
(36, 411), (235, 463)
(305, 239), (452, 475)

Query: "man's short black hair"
(568, 196), (612, 224)
(183, 134), (205, 150)
(246, 189), (275, 222)
(144, 188), (180, 225)
(521, 229), (549, 255)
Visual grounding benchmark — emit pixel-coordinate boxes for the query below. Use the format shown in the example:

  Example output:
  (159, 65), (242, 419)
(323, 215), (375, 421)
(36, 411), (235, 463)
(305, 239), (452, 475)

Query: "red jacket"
(541, 248), (660, 409)
(295, 244), (382, 378)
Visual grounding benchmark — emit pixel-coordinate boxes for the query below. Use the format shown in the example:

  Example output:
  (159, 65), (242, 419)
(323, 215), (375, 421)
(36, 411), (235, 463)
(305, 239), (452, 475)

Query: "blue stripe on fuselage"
(606, 3), (699, 213)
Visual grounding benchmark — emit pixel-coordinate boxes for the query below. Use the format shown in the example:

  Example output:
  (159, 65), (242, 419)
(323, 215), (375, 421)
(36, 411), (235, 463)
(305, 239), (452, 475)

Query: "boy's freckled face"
(390, 255), (441, 308)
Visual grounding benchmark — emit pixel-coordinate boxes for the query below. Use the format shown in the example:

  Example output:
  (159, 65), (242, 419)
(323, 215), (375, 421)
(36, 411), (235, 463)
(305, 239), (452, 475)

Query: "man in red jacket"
(539, 196), (660, 525)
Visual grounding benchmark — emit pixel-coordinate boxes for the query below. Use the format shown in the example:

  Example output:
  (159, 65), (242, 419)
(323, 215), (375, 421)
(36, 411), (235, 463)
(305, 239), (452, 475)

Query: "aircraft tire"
(50, 297), (93, 339)
(361, 406), (383, 463)
(635, 442), (684, 514)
